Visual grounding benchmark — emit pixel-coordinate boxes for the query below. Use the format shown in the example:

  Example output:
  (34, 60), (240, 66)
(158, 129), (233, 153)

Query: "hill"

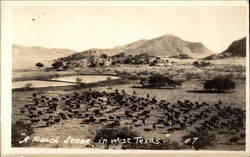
(54, 50), (166, 69)
(98, 34), (214, 58)
(203, 37), (246, 60)
(12, 44), (75, 69)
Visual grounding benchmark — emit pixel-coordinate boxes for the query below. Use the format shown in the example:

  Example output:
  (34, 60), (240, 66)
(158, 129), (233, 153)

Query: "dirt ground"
(11, 58), (246, 150)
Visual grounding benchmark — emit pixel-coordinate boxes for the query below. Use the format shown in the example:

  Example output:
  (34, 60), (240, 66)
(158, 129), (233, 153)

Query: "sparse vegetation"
(181, 130), (216, 150)
(170, 54), (193, 59)
(193, 61), (212, 67)
(12, 37), (246, 150)
(12, 121), (33, 147)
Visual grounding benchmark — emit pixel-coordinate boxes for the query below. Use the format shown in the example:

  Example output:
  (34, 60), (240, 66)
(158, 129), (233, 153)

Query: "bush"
(204, 75), (236, 91)
(193, 61), (211, 67)
(76, 77), (82, 83)
(147, 74), (182, 88)
(35, 62), (44, 68)
(148, 74), (166, 87)
(24, 83), (32, 89)
(12, 121), (33, 147)
(106, 77), (112, 81)
(52, 62), (63, 69)
(76, 77), (83, 87)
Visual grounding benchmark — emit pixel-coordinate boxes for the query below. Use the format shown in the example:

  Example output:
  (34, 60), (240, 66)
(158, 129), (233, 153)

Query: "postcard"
(1, 1), (249, 157)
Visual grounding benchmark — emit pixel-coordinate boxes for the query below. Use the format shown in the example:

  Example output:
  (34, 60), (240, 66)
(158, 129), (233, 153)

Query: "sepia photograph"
(1, 1), (249, 156)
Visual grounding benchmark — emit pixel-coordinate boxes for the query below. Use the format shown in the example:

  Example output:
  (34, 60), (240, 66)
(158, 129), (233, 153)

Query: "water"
(12, 75), (120, 89)
(50, 75), (120, 83)
(12, 80), (76, 89)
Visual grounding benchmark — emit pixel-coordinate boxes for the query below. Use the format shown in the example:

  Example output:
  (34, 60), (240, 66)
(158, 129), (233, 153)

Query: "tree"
(35, 62), (44, 68)
(24, 83), (32, 89)
(106, 77), (112, 81)
(147, 74), (182, 88)
(76, 77), (82, 86)
(52, 62), (63, 69)
(204, 76), (236, 91)
(148, 74), (166, 87)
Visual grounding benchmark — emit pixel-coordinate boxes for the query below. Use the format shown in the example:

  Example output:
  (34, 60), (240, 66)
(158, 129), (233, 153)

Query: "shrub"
(52, 62), (63, 69)
(193, 61), (211, 67)
(76, 77), (82, 86)
(24, 83), (32, 89)
(106, 77), (112, 81)
(204, 75), (236, 91)
(147, 74), (182, 88)
(35, 62), (44, 68)
(148, 73), (166, 87)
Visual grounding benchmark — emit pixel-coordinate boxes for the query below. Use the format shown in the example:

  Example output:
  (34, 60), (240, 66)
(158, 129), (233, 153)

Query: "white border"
(1, 1), (249, 156)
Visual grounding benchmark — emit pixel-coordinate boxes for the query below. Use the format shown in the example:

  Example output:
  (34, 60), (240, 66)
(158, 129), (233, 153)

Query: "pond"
(50, 75), (120, 83)
(12, 80), (76, 89)
(12, 75), (120, 89)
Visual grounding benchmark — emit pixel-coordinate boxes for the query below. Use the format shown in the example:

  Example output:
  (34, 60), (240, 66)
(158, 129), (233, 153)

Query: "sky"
(12, 5), (247, 53)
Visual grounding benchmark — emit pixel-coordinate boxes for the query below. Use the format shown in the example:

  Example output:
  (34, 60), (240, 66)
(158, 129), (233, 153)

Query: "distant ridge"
(12, 44), (75, 69)
(96, 34), (214, 58)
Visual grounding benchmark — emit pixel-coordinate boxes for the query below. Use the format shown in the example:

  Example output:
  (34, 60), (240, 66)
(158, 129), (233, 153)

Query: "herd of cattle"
(19, 89), (246, 138)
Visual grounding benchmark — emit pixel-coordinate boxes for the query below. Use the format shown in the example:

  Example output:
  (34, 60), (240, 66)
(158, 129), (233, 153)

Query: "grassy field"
(11, 58), (246, 150)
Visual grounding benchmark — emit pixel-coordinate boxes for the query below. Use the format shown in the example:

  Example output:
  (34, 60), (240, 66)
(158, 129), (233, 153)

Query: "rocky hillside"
(97, 34), (214, 58)
(12, 44), (75, 69)
(54, 50), (166, 69)
(203, 37), (246, 60)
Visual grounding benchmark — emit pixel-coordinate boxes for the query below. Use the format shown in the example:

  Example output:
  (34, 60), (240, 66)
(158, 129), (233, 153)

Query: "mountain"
(203, 37), (246, 60)
(97, 34), (214, 58)
(13, 34), (214, 69)
(12, 44), (75, 69)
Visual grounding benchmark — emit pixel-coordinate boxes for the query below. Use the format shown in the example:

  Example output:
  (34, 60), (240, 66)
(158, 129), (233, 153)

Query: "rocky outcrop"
(203, 37), (246, 60)
(53, 51), (166, 69)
